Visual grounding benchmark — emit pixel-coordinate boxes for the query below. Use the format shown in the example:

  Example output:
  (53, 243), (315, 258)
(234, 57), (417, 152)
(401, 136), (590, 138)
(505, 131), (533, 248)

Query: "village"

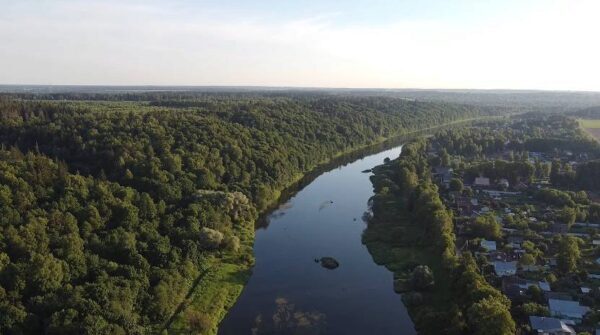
(431, 127), (600, 335)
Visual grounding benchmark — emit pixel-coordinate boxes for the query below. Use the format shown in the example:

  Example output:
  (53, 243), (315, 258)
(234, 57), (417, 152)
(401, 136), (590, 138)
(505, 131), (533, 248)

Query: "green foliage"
(449, 178), (463, 193)
(471, 214), (502, 240)
(536, 188), (576, 207)
(518, 302), (549, 317)
(0, 94), (484, 333)
(199, 227), (224, 250)
(519, 253), (536, 266)
(557, 235), (581, 273)
(185, 310), (212, 334)
(467, 297), (516, 335)
(464, 160), (534, 185)
(366, 137), (515, 335)
(557, 206), (577, 227)
(410, 265), (435, 291)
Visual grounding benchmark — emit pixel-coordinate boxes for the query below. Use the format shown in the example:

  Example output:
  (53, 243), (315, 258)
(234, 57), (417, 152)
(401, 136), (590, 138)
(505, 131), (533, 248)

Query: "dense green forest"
(0, 93), (488, 334)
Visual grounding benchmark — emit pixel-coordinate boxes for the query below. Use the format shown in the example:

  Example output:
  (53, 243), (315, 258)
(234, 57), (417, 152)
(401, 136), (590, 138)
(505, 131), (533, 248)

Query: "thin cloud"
(0, 0), (599, 90)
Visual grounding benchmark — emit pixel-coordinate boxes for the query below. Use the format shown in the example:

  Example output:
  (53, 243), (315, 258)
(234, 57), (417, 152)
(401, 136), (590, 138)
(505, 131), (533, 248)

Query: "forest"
(0, 92), (488, 334)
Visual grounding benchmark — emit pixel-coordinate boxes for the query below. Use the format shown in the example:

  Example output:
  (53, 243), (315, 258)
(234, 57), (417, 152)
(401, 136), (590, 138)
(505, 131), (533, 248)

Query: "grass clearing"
(578, 119), (600, 128)
(163, 219), (255, 335)
(578, 119), (600, 141)
(166, 261), (252, 335)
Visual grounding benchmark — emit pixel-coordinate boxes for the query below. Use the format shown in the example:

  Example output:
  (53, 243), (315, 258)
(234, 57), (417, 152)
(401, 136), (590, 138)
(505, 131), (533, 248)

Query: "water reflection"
(219, 125), (467, 334)
(251, 298), (327, 335)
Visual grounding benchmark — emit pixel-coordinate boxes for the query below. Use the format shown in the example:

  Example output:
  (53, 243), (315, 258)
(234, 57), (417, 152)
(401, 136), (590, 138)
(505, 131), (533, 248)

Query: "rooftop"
(548, 299), (589, 320)
(529, 316), (575, 334)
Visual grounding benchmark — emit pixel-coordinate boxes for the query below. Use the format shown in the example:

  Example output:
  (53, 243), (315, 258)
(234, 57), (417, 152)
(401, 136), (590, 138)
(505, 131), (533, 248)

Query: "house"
(548, 299), (589, 322)
(521, 264), (543, 272)
(494, 261), (517, 276)
(474, 177), (490, 187)
(529, 316), (575, 335)
(507, 236), (524, 248)
(455, 197), (474, 215)
(515, 181), (529, 191)
(488, 251), (508, 261)
(538, 281), (551, 292)
(433, 167), (454, 186)
(503, 283), (525, 300)
(504, 277), (551, 293)
(574, 222), (600, 229)
(481, 239), (497, 251)
(530, 152), (543, 160)
(546, 292), (573, 301)
(483, 189), (521, 197)
(551, 223), (569, 234)
(502, 277), (527, 299)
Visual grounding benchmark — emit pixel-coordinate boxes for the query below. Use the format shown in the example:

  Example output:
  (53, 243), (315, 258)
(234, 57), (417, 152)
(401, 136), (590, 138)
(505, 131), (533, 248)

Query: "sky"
(1, 0), (600, 90)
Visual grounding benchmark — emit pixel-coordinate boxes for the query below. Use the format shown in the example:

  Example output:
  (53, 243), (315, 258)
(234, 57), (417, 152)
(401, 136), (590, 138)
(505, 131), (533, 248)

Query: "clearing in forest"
(579, 119), (600, 141)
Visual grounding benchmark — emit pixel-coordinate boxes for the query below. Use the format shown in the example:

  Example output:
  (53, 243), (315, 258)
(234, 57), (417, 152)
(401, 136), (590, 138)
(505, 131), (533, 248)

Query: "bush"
(223, 235), (241, 252)
(185, 310), (212, 334)
(402, 292), (423, 306)
(199, 227), (224, 250)
(410, 265), (435, 291)
(449, 178), (464, 193)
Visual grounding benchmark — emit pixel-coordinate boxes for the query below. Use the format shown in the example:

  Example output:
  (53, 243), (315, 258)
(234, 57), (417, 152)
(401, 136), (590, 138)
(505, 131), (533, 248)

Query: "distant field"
(579, 119), (600, 128)
(579, 119), (600, 141)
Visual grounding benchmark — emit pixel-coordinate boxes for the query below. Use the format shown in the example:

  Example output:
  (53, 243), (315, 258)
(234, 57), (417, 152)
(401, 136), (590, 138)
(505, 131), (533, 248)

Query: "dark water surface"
(218, 143), (416, 335)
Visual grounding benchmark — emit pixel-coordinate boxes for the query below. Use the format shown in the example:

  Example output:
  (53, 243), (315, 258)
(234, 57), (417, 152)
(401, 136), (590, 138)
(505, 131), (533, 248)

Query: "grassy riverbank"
(363, 138), (515, 335)
(362, 190), (457, 333)
(163, 218), (255, 335)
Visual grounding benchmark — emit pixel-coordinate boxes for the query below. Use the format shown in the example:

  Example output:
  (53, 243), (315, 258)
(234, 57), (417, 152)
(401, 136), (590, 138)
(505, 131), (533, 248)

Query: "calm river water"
(218, 143), (416, 335)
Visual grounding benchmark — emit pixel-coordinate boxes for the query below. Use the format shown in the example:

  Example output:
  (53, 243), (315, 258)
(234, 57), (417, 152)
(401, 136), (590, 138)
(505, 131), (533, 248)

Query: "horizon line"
(1, 84), (600, 94)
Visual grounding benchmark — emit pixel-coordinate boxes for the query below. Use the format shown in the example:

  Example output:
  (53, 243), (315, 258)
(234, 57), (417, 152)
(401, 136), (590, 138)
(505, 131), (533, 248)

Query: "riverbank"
(363, 138), (515, 334)
(362, 140), (459, 334)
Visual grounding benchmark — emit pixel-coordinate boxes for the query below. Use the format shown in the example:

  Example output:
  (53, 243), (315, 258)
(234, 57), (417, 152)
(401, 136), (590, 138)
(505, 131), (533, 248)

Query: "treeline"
(431, 115), (600, 157)
(0, 94), (485, 334)
(551, 160), (600, 191)
(464, 160), (535, 184)
(569, 106), (600, 119)
(0, 96), (484, 210)
(368, 140), (515, 334)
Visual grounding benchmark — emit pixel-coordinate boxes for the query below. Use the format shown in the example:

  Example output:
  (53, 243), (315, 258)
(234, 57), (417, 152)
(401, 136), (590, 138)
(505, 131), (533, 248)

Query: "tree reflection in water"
(251, 298), (326, 335)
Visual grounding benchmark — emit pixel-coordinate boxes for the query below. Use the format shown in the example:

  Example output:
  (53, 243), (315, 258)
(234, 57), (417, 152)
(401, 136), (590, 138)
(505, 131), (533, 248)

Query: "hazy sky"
(2, 0), (600, 90)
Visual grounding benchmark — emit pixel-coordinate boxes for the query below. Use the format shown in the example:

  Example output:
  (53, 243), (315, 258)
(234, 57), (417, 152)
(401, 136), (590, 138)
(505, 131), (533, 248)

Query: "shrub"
(199, 227), (224, 250)
(410, 265), (435, 291)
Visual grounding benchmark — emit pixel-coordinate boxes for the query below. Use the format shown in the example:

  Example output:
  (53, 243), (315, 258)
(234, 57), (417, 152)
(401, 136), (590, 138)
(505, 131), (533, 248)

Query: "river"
(218, 142), (416, 335)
